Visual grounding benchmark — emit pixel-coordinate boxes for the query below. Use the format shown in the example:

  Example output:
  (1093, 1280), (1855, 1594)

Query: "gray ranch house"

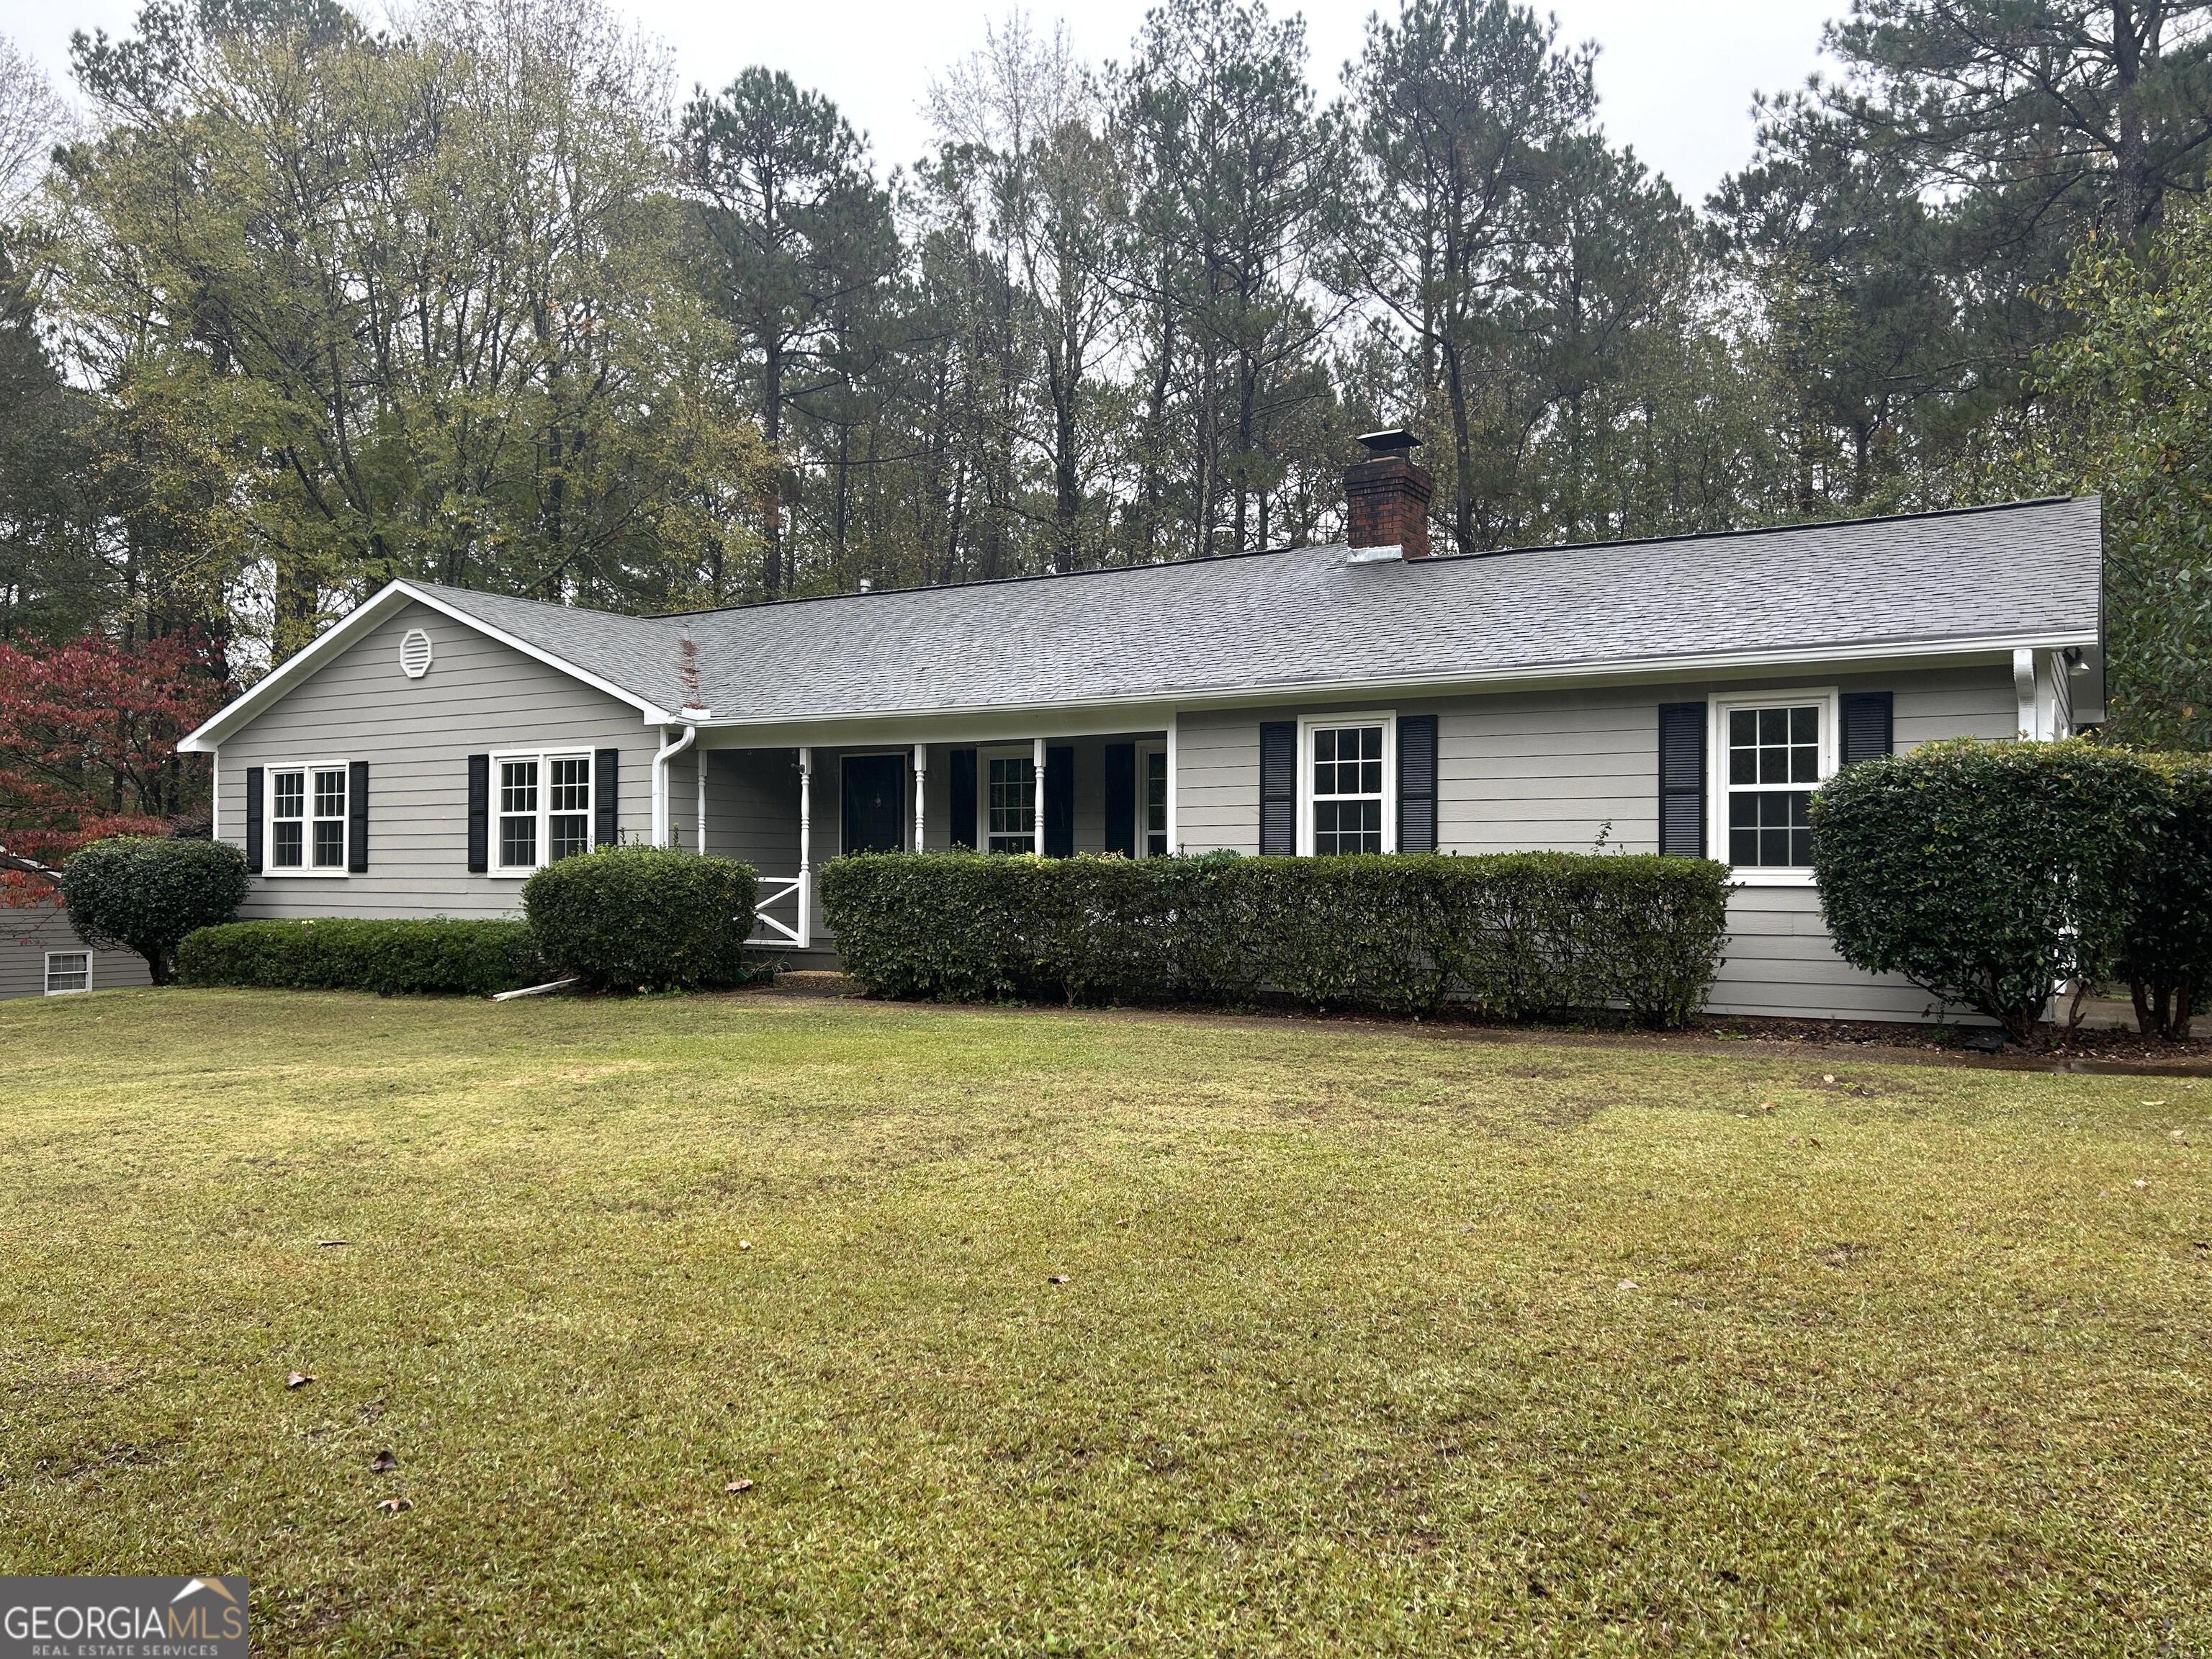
(175, 437), (2103, 1022)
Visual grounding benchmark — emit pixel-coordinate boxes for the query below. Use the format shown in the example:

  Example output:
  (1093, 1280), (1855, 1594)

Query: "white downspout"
(652, 724), (696, 848)
(1032, 736), (1047, 855)
(797, 747), (813, 949)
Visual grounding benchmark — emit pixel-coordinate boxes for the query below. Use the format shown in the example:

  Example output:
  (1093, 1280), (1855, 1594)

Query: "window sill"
(1724, 867), (1818, 888)
(259, 868), (351, 879)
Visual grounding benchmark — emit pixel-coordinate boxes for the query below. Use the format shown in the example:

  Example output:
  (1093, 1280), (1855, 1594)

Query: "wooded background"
(3, 0), (2211, 868)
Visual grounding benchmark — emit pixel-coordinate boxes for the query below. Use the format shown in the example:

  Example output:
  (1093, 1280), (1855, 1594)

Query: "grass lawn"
(1, 988), (2208, 1655)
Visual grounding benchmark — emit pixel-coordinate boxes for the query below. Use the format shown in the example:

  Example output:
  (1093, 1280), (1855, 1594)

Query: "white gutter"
(672, 629), (2100, 746)
(651, 724), (696, 848)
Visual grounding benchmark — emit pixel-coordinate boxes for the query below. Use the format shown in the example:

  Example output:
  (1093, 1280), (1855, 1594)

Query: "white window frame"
(490, 747), (595, 877)
(1707, 688), (1838, 887)
(1297, 711), (1397, 857)
(44, 950), (91, 995)
(1133, 740), (1169, 858)
(979, 745), (1038, 855)
(262, 760), (352, 878)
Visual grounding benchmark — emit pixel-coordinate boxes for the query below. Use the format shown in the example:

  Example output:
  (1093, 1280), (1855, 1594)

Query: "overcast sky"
(4, 0), (1842, 205)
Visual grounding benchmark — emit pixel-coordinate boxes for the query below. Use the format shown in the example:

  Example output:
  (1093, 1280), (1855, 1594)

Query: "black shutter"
(948, 748), (977, 849)
(1259, 721), (1296, 855)
(1045, 745), (1075, 858)
(594, 748), (620, 847)
(244, 767), (264, 874)
(1102, 742), (1135, 857)
(1840, 693), (1894, 765)
(348, 760), (369, 873)
(467, 753), (490, 873)
(1658, 703), (1705, 858)
(1396, 714), (1437, 854)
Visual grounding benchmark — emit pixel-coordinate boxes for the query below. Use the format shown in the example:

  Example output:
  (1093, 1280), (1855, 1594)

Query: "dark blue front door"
(842, 754), (905, 853)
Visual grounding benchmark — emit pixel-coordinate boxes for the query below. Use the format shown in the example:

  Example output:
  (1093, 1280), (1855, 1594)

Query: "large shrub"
(2116, 753), (2212, 1038)
(523, 845), (757, 991)
(1810, 739), (2165, 1043)
(819, 850), (1730, 1026)
(62, 835), (248, 984)
(176, 919), (543, 996)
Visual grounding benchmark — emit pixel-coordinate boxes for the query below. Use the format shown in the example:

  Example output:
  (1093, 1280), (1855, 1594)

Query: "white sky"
(1, 0), (1840, 205)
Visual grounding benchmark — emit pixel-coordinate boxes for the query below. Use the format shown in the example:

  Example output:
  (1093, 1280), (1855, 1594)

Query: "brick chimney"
(1345, 428), (1433, 561)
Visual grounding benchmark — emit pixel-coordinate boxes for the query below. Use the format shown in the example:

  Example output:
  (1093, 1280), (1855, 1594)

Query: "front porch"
(663, 728), (1177, 958)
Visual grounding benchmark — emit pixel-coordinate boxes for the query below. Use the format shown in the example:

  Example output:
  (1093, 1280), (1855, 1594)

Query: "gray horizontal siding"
(1172, 665), (2015, 1022)
(215, 601), (660, 920)
(0, 906), (151, 1002)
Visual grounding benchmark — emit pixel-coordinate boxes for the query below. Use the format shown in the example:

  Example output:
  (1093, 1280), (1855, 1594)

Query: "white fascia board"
(684, 629), (2100, 750)
(179, 580), (675, 752)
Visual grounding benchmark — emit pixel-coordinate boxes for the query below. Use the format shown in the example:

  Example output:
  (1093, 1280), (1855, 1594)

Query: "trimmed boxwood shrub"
(176, 918), (543, 996)
(2117, 752), (2212, 1038)
(819, 850), (1731, 1026)
(1810, 739), (2166, 1043)
(522, 845), (757, 992)
(63, 836), (249, 984)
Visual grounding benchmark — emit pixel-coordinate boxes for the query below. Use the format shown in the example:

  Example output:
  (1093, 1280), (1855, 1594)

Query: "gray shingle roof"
(410, 496), (2101, 725)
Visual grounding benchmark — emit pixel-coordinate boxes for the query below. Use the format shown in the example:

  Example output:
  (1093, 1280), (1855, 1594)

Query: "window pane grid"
(45, 952), (89, 994)
(1308, 724), (1385, 855)
(1143, 750), (1168, 858)
(987, 756), (1035, 854)
(1724, 703), (1821, 868)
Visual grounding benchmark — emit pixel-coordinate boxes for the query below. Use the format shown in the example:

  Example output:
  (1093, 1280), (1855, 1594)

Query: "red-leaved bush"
(0, 632), (228, 904)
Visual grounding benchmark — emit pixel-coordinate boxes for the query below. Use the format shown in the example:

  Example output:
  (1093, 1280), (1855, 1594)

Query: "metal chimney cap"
(1356, 428), (1422, 455)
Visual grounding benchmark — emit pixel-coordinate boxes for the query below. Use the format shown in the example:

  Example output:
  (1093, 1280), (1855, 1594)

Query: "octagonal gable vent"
(399, 627), (434, 680)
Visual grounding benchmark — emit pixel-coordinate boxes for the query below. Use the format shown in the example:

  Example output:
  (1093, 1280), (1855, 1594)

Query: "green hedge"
(522, 845), (757, 992)
(819, 850), (1731, 1025)
(1810, 739), (2168, 1043)
(176, 919), (543, 996)
(2118, 752), (2212, 1038)
(63, 836), (249, 984)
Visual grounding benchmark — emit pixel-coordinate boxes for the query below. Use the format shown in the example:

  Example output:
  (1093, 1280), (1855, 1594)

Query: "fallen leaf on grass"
(724, 1478), (754, 1494)
(1617, 1280), (1639, 1292)
(737, 1240), (752, 1251)
(316, 1240), (351, 1249)
(376, 1497), (412, 1516)
(2142, 1100), (2168, 1108)
(285, 1371), (313, 1390)
(369, 1451), (399, 1474)
(1047, 1274), (1070, 1285)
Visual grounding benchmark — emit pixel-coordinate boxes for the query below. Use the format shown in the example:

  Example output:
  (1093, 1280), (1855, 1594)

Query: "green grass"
(2, 989), (2208, 1655)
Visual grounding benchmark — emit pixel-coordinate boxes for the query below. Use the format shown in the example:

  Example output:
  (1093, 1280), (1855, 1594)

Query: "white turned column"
(1032, 736), (1046, 855)
(1165, 713), (1179, 856)
(913, 743), (927, 851)
(797, 747), (813, 949)
(696, 747), (709, 854)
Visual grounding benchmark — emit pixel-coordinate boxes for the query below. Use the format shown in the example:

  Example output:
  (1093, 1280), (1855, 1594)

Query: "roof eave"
(684, 626), (2102, 742)
(179, 580), (678, 752)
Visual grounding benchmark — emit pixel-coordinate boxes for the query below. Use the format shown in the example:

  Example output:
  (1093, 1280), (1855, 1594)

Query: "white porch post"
(696, 747), (709, 855)
(912, 743), (927, 851)
(797, 747), (814, 949)
(1165, 712), (1179, 856)
(1032, 737), (1047, 855)
(2014, 647), (2039, 740)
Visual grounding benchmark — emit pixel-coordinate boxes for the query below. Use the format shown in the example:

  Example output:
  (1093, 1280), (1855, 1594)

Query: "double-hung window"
(1713, 692), (1835, 879)
(985, 752), (1036, 854)
(1301, 715), (1394, 855)
(44, 951), (90, 994)
(495, 751), (593, 874)
(267, 765), (349, 873)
